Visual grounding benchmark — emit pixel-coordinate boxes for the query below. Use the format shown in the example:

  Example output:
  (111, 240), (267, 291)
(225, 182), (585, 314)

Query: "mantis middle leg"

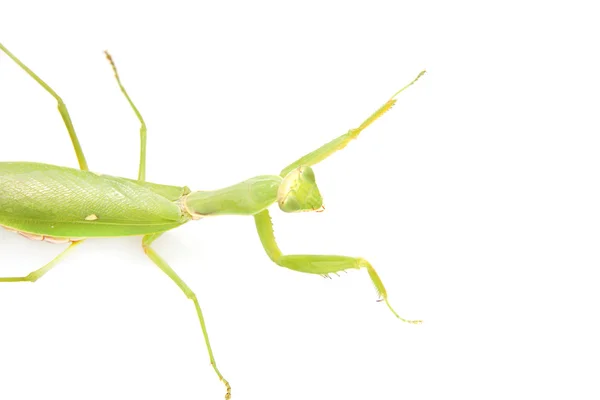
(104, 51), (147, 182)
(280, 70), (426, 177)
(0, 42), (89, 171)
(254, 210), (421, 324)
(0, 241), (84, 283)
(142, 234), (231, 400)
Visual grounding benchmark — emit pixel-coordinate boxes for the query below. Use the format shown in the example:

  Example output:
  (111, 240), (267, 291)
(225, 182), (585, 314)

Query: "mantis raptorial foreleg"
(254, 210), (421, 324)
(0, 241), (84, 283)
(280, 70), (426, 177)
(141, 234), (231, 400)
(0, 43), (88, 171)
(104, 51), (147, 182)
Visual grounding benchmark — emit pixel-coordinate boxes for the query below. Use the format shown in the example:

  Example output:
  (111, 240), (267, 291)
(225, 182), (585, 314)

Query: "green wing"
(0, 162), (191, 238)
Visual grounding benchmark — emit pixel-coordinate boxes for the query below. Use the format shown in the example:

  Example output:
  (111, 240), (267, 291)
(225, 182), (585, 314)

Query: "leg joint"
(187, 291), (197, 301)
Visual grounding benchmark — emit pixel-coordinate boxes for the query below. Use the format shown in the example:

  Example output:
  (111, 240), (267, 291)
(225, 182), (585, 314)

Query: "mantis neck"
(183, 175), (282, 219)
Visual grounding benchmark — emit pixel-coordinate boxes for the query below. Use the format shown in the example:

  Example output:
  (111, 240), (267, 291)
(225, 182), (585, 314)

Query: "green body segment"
(0, 162), (191, 238)
(184, 175), (281, 217)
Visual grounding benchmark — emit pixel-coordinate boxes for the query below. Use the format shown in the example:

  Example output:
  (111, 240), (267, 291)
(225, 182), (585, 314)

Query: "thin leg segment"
(142, 234), (231, 400)
(254, 210), (421, 324)
(0, 42), (89, 170)
(0, 241), (84, 283)
(104, 51), (148, 181)
(280, 70), (426, 177)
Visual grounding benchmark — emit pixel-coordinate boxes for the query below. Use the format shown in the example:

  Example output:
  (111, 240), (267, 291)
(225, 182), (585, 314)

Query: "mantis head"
(278, 166), (323, 213)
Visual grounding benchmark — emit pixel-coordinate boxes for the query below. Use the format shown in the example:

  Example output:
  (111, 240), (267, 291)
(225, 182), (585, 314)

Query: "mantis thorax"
(182, 166), (323, 218)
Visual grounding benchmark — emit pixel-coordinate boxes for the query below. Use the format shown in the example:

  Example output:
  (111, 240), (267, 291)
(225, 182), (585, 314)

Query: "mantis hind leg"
(104, 51), (147, 181)
(142, 234), (231, 400)
(0, 241), (84, 283)
(0, 42), (89, 171)
(254, 210), (421, 324)
(280, 70), (426, 177)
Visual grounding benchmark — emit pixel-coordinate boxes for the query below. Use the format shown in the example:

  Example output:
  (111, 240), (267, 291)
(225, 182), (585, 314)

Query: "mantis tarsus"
(0, 42), (424, 399)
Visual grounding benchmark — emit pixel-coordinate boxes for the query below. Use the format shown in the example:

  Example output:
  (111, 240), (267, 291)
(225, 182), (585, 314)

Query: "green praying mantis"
(0, 42), (424, 399)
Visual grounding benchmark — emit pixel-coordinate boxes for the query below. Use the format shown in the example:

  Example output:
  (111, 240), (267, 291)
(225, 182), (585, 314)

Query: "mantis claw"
(223, 379), (232, 400)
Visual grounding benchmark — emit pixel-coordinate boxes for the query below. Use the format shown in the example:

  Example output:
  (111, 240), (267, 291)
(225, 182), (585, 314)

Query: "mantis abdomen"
(0, 162), (190, 238)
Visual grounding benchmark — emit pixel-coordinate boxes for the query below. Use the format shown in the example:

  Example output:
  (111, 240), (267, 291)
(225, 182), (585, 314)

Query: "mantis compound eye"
(278, 166), (323, 213)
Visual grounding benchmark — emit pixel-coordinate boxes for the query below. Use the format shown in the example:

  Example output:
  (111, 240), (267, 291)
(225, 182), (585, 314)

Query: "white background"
(0, 1), (599, 399)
